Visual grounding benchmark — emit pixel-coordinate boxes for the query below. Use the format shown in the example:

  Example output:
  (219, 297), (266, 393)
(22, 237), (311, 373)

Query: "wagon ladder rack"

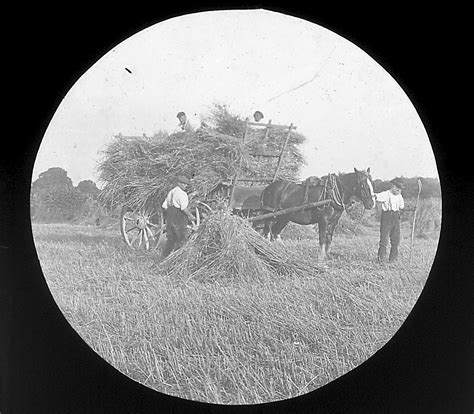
(230, 119), (296, 197)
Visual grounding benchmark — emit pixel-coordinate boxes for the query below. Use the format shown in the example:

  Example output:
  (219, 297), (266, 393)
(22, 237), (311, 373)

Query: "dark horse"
(261, 168), (376, 260)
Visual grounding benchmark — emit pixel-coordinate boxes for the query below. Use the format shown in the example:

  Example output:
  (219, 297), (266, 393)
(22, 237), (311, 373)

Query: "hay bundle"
(97, 129), (251, 210)
(157, 209), (323, 282)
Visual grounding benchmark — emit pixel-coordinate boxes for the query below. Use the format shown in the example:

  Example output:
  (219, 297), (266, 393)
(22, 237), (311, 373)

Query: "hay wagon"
(119, 120), (330, 250)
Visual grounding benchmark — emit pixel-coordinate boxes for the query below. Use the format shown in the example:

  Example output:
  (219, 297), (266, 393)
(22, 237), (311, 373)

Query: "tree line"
(373, 177), (441, 199)
(31, 166), (441, 224)
(30, 167), (101, 223)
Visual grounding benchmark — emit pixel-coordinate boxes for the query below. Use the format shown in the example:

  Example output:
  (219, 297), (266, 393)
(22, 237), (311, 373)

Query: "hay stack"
(97, 122), (306, 210)
(204, 104), (307, 182)
(157, 209), (323, 282)
(97, 129), (249, 210)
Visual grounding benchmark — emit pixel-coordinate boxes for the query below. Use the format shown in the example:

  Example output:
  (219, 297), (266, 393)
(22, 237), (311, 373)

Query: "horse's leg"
(262, 219), (274, 240)
(325, 221), (337, 256)
(262, 220), (269, 239)
(271, 217), (290, 241)
(318, 218), (328, 261)
(325, 213), (341, 257)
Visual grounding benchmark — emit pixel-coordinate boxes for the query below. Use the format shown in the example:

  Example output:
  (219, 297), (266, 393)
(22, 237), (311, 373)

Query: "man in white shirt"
(374, 177), (405, 263)
(175, 112), (194, 133)
(161, 175), (196, 258)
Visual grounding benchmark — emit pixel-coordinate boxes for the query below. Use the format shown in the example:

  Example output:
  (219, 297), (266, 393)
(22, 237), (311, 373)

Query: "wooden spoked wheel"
(188, 207), (200, 231)
(195, 201), (213, 222)
(120, 206), (164, 251)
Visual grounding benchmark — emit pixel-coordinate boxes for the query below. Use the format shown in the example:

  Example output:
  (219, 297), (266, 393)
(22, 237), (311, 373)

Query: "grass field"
(32, 220), (439, 405)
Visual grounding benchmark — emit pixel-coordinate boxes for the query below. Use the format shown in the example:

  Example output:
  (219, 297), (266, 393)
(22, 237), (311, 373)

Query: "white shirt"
(375, 190), (404, 212)
(162, 186), (189, 210)
(173, 121), (194, 134)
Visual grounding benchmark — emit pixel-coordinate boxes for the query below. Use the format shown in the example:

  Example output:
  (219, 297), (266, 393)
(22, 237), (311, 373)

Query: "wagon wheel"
(196, 201), (213, 221)
(120, 206), (164, 251)
(189, 203), (211, 231)
(188, 206), (200, 232)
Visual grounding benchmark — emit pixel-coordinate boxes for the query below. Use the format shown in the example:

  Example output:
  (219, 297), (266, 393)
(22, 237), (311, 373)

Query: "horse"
(260, 168), (376, 261)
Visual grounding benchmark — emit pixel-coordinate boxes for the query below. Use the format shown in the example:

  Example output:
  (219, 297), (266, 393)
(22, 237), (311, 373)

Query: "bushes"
(31, 168), (103, 223)
(412, 198), (442, 237)
(32, 188), (86, 222)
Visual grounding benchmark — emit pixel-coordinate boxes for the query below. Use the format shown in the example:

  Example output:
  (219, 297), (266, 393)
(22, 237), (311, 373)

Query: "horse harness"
(303, 174), (345, 211)
(267, 174), (345, 214)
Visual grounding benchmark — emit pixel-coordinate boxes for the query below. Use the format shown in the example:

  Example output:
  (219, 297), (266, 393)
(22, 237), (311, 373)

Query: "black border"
(1, 5), (472, 413)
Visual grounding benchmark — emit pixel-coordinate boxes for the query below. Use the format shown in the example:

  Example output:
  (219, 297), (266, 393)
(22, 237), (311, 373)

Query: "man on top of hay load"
(161, 175), (196, 258)
(374, 177), (408, 263)
(253, 110), (264, 122)
(175, 111), (194, 133)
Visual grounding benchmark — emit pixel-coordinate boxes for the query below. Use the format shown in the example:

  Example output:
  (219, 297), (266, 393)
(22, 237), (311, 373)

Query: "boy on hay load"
(161, 175), (196, 258)
(374, 177), (413, 263)
(253, 110), (264, 122)
(175, 111), (194, 133)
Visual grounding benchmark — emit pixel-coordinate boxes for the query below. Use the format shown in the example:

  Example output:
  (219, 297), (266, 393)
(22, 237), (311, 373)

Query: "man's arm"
(374, 190), (388, 203)
(176, 191), (196, 221)
(182, 207), (196, 222)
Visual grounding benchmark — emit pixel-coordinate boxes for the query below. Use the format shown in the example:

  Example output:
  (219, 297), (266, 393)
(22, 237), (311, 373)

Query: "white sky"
(33, 9), (438, 187)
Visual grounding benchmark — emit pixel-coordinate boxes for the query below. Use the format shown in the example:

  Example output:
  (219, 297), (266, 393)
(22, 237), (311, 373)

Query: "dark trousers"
(378, 211), (401, 262)
(162, 206), (188, 258)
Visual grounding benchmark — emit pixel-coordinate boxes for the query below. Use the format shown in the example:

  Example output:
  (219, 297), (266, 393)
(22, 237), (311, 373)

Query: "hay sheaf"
(157, 209), (323, 282)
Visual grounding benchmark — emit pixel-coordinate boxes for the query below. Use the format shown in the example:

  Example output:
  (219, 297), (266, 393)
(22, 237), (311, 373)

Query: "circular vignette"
(30, 9), (441, 405)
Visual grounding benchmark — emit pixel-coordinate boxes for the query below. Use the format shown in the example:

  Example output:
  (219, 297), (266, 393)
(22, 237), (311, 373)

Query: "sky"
(32, 9), (438, 187)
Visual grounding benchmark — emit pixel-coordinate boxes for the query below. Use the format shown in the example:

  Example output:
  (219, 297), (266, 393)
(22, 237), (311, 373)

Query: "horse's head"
(351, 167), (376, 209)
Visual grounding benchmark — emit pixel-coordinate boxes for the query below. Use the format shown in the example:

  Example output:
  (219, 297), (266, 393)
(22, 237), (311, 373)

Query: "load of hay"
(97, 105), (307, 211)
(156, 209), (323, 282)
(204, 104), (306, 182)
(97, 129), (247, 210)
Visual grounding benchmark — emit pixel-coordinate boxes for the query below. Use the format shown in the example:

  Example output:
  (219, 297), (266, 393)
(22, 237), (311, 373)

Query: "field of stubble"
(32, 221), (438, 405)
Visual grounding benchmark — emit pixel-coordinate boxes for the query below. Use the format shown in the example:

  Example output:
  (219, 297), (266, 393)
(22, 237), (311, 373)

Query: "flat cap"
(390, 177), (405, 189)
(177, 175), (190, 184)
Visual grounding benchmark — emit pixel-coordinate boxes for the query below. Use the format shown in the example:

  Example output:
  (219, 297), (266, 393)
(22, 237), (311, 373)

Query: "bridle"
(354, 173), (375, 206)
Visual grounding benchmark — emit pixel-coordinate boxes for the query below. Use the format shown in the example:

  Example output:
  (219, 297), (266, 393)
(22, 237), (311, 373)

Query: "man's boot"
(389, 245), (399, 262)
(377, 245), (387, 263)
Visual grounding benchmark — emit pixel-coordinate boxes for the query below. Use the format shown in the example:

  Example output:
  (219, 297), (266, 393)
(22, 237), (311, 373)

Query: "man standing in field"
(374, 177), (407, 263)
(161, 175), (196, 258)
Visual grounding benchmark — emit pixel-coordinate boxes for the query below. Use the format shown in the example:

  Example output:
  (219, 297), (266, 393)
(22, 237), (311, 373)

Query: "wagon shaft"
(248, 199), (332, 223)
